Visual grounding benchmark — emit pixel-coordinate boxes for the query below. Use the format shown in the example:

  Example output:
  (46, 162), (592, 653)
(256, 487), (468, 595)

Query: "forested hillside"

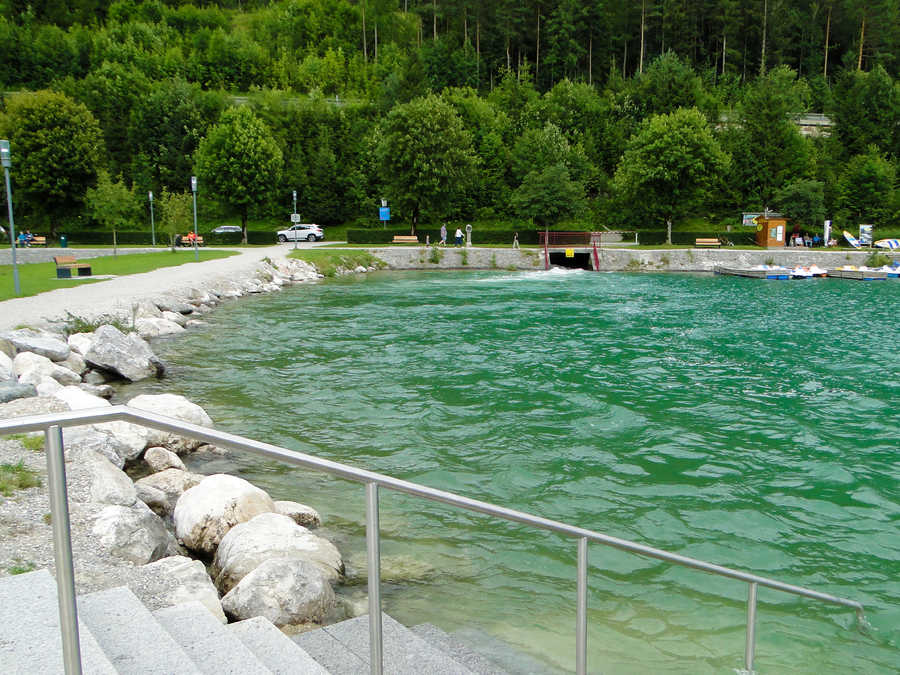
(0, 0), (897, 238)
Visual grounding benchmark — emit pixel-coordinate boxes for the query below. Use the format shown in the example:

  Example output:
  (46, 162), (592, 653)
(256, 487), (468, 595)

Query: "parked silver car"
(277, 224), (324, 242)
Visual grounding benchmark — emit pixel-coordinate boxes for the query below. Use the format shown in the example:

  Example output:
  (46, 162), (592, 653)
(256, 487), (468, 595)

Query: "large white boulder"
(220, 558), (334, 626)
(134, 317), (185, 339)
(85, 451), (137, 506)
(173, 474), (276, 555)
(83, 325), (164, 381)
(91, 420), (148, 462)
(133, 299), (163, 319)
(63, 425), (132, 468)
(161, 310), (188, 327)
(92, 501), (178, 564)
(212, 512), (343, 593)
(135, 468), (203, 516)
(129, 556), (226, 624)
(52, 385), (110, 411)
(0, 350), (13, 380)
(67, 333), (95, 356)
(35, 376), (63, 397)
(60, 351), (87, 376)
(2, 329), (70, 361)
(144, 447), (186, 473)
(14, 352), (81, 386)
(274, 501), (321, 530)
(127, 394), (213, 454)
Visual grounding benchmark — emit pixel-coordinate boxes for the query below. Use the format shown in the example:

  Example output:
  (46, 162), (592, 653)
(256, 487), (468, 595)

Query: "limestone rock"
(129, 556), (226, 624)
(0, 381), (38, 403)
(0, 395), (68, 419)
(92, 501), (178, 564)
(173, 474), (276, 555)
(135, 468), (203, 516)
(133, 299), (163, 319)
(220, 558), (334, 626)
(79, 383), (115, 399)
(155, 297), (194, 315)
(35, 376), (62, 397)
(52, 385), (110, 411)
(212, 512), (343, 594)
(126, 394), (213, 454)
(274, 501), (321, 530)
(161, 310), (188, 327)
(85, 451), (137, 506)
(2, 328), (70, 361)
(82, 369), (109, 385)
(0, 337), (16, 359)
(134, 317), (185, 339)
(67, 333), (95, 356)
(0, 350), (13, 380)
(14, 352), (82, 385)
(60, 351), (87, 376)
(63, 426), (132, 469)
(83, 325), (164, 382)
(91, 420), (148, 462)
(144, 447), (186, 473)
(135, 482), (169, 516)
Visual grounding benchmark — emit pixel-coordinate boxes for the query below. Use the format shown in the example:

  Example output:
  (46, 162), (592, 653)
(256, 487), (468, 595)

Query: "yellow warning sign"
(565, 248), (574, 258)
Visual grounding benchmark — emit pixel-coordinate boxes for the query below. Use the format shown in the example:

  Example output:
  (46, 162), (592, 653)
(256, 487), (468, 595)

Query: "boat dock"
(714, 266), (791, 280)
(826, 268), (888, 281)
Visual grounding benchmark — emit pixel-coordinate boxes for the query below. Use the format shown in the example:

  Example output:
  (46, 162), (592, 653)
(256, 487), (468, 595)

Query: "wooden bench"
(54, 255), (92, 278)
(30, 235), (47, 247)
(695, 238), (721, 247)
(391, 235), (419, 244)
(177, 235), (205, 247)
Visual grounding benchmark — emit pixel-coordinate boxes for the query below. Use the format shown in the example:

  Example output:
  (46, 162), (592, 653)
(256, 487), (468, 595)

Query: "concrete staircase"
(0, 569), (515, 674)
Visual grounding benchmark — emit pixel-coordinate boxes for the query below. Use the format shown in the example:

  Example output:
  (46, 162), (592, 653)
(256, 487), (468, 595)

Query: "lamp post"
(190, 176), (198, 261)
(292, 191), (298, 250)
(148, 191), (155, 246)
(0, 140), (21, 295)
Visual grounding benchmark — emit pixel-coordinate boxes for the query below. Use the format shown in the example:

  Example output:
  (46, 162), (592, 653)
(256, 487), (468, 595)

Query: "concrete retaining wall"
(367, 246), (893, 272)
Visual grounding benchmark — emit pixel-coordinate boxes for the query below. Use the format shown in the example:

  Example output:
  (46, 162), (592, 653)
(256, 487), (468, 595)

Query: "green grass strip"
(0, 461), (41, 496)
(0, 250), (236, 302)
(288, 249), (386, 277)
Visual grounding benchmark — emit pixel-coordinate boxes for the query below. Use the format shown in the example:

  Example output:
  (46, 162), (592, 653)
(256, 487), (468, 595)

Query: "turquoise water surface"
(123, 270), (899, 673)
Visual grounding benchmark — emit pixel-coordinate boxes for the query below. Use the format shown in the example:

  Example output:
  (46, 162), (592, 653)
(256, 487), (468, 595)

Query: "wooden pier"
(826, 268), (888, 281)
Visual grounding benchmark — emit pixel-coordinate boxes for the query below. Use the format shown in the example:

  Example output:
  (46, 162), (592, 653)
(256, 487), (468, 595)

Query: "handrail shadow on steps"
(0, 405), (865, 675)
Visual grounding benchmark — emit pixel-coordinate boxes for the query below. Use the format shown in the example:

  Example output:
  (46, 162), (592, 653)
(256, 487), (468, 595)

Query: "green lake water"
(122, 270), (899, 673)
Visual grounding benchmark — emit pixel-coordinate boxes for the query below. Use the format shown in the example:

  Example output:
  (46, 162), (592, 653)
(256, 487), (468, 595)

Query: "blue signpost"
(379, 207), (390, 221)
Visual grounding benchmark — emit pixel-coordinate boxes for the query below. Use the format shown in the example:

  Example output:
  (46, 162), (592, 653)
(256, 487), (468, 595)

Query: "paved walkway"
(0, 245), (293, 333)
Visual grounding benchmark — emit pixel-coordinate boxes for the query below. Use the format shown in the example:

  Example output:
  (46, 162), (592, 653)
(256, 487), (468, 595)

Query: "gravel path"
(0, 244), (293, 333)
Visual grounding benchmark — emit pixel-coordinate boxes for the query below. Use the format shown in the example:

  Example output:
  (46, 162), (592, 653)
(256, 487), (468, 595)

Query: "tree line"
(0, 1), (897, 240)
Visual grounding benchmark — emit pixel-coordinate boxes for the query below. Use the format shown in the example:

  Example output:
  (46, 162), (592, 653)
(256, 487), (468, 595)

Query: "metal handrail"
(1, 406), (865, 675)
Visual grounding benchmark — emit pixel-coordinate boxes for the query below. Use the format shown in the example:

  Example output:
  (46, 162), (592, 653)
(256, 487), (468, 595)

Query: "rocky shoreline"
(0, 254), (376, 633)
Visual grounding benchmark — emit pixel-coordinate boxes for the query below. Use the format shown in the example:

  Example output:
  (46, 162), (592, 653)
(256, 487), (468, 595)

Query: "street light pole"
(0, 140), (21, 296)
(292, 190), (298, 250)
(148, 191), (155, 246)
(190, 176), (198, 262)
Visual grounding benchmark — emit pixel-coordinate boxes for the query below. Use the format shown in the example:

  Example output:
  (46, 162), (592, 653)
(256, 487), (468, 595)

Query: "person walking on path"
(513, 232), (519, 249)
(454, 227), (463, 247)
(440, 223), (447, 246)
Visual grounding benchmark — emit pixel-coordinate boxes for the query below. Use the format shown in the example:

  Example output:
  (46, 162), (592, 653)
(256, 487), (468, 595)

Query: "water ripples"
(126, 270), (899, 673)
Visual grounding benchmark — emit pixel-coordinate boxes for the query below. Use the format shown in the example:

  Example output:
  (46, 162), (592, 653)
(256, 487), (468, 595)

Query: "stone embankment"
(367, 244), (885, 271)
(0, 254), (361, 633)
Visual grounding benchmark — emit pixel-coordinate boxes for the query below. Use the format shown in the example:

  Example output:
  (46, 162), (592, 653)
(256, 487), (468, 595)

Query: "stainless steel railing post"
(45, 424), (82, 675)
(576, 537), (588, 675)
(366, 482), (383, 674)
(745, 582), (758, 674)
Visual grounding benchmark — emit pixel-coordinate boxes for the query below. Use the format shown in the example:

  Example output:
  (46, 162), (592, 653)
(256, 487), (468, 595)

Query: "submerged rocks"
(173, 474), (276, 554)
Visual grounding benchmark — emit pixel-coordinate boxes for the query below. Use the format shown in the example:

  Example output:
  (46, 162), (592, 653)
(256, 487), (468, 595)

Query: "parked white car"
(277, 224), (324, 242)
(211, 225), (242, 234)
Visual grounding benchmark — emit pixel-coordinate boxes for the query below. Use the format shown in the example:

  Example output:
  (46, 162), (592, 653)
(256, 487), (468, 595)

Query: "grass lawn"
(0, 249), (236, 302)
(288, 249), (386, 277)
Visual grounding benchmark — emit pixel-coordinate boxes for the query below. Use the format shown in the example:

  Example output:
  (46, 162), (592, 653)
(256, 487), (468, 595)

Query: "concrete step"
(411, 623), (508, 675)
(450, 628), (557, 675)
(297, 612), (477, 675)
(0, 569), (116, 675)
(228, 616), (330, 675)
(78, 585), (202, 674)
(154, 601), (272, 675)
(290, 625), (368, 675)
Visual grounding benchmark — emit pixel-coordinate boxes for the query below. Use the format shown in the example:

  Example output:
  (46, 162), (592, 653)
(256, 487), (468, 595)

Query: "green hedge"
(347, 228), (540, 245)
(635, 230), (759, 245)
(52, 229), (279, 246)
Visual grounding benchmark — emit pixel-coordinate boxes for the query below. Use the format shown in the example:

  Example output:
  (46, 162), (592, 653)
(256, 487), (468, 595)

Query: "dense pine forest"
(0, 0), (897, 239)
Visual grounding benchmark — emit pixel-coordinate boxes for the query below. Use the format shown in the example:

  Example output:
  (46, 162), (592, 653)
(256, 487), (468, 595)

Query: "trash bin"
(59, 235), (68, 248)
